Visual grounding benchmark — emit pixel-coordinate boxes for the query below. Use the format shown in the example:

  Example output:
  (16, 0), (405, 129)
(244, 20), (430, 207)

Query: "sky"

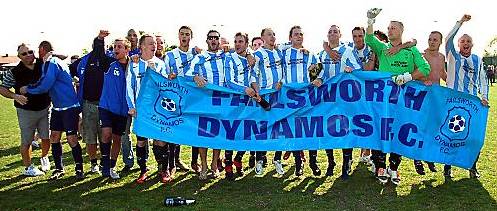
(1, 0), (496, 59)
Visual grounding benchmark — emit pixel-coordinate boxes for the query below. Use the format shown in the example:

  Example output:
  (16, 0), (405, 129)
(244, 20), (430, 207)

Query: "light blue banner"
(134, 70), (488, 169)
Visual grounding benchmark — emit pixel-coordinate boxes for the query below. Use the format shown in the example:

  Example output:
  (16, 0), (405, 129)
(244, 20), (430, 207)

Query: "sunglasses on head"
(207, 36), (219, 41)
(20, 50), (34, 56)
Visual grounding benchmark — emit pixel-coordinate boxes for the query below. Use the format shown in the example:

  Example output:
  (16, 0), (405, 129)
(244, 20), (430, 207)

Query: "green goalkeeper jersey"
(365, 33), (430, 76)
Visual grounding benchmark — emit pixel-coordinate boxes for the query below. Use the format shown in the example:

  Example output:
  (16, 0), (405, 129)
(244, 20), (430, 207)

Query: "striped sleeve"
(478, 58), (489, 100)
(184, 55), (201, 81)
(445, 21), (462, 58)
(310, 53), (318, 65)
(224, 56), (246, 93)
(252, 52), (262, 85)
(344, 48), (361, 70)
(278, 49), (286, 83)
(125, 61), (136, 109)
(155, 59), (169, 78)
(163, 53), (171, 75)
(445, 21), (463, 89)
(249, 65), (257, 84)
(0, 69), (15, 89)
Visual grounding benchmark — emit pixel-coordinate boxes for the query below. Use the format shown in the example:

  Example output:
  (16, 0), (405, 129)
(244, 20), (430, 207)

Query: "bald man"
(444, 14), (488, 179)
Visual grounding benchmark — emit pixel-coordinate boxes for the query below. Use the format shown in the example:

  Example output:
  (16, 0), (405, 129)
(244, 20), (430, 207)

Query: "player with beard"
(185, 30), (227, 180)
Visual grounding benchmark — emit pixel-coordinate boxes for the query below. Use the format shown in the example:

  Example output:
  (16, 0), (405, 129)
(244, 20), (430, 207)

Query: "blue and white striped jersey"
(224, 52), (256, 92)
(283, 47), (317, 83)
(186, 50), (227, 87)
(347, 42), (372, 69)
(164, 47), (197, 76)
(126, 56), (168, 109)
(277, 42), (292, 51)
(253, 47), (285, 89)
(446, 22), (488, 100)
(317, 44), (361, 80)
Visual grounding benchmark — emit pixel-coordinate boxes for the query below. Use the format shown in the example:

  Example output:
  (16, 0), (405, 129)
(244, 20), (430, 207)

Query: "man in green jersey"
(365, 8), (431, 185)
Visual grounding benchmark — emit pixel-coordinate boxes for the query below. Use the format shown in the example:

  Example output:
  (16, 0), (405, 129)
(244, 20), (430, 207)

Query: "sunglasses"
(20, 50), (34, 56)
(207, 36), (220, 41)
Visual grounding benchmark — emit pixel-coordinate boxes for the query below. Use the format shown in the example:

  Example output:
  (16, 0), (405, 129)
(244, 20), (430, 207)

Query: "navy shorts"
(50, 107), (81, 135)
(99, 108), (128, 136)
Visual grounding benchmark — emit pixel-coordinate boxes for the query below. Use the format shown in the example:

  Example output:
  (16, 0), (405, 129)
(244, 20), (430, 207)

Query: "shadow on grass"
(395, 177), (497, 210)
(1, 161), (496, 210)
(0, 175), (27, 189)
(0, 150), (76, 174)
(0, 145), (19, 157)
(304, 165), (497, 210)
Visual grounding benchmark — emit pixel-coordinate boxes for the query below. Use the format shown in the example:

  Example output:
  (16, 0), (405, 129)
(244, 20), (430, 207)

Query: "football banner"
(134, 70), (488, 169)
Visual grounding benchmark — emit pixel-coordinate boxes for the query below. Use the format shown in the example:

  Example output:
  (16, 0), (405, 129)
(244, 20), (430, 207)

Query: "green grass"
(1, 87), (497, 210)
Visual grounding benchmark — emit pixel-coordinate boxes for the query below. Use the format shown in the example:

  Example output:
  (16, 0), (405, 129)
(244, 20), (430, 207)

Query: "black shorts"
(50, 107), (81, 135)
(137, 136), (148, 142)
(99, 108), (128, 136)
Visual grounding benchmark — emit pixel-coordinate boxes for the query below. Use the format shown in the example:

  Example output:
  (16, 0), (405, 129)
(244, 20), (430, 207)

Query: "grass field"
(1, 87), (497, 210)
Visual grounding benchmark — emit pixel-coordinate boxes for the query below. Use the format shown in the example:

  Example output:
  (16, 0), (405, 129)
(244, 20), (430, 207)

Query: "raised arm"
(94, 30), (114, 71)
(366, 8), (382, 35)
(446, 15), (471, 56)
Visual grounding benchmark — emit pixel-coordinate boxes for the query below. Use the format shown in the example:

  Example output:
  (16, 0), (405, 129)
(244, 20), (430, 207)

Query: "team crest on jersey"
(462, 63), (475, 73)
(266, 60), (282, 69)
(154, 89), (183, 119)
(439, 106), (471, 141)
(288, 58), (304, 65)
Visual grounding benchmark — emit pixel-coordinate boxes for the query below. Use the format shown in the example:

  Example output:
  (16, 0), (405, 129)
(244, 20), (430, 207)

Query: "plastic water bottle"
(163, 197), (195, 207)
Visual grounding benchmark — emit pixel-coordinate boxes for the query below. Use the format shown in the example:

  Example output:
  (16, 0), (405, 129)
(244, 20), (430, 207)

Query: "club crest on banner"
(154, 89), (183, 120)
(440, 106), (472, 142)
